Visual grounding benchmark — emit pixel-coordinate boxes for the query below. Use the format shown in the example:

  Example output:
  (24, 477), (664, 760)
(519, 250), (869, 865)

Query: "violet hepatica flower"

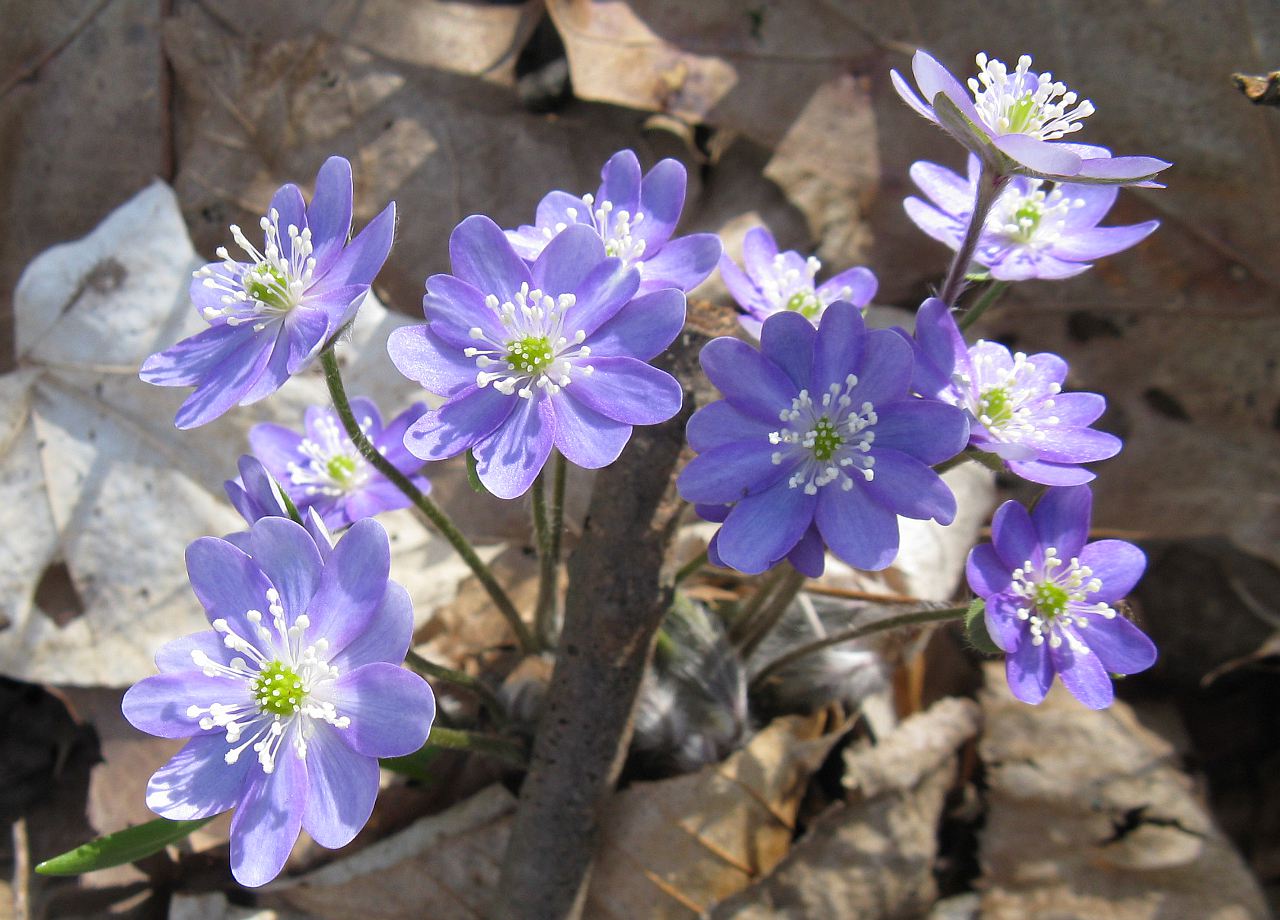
(223, 455), (333, 555)
(720, 225), (878, 338)
(388, 216), (684, 499)
(967, 485), (1155, 709)
(505, 149), (722, 293)
(122, 518), (435, 887)
(892, 51), (1170, 186)
(142, 157), (395, 428)
(677, 303), (968, 576)
(905, 155), (1159, 280)
(911, 298), (1120, 485)
(248, 398), (429, 530)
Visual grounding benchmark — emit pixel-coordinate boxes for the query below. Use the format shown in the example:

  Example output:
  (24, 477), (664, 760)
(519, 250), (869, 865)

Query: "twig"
(405, 651), (506, 726)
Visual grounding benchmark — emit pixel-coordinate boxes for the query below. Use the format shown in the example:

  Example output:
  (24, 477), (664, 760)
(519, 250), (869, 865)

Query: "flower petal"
(1031, 427), (1121, 465)
(474, 394), (554, 499)
(284, 307), (331, 374)
(268, 184), (308, 264)
(1005, 631), (1054, 704)
(815, 484), (900, 571)
(908, 159), (975, 215)
(332, 662), (436, 757)
(890, 67), (937, 122)
(329, 581), (414, 672)
(551, 391), (632, 469)
(316, 201), (395, 291)
(700, 337), (797, 424)
(864, 448), (956, 524)
(185, 537), (277, 647)
(307, 519), (391, 656)
(985, 591), (1028, 652)
(146, 734), (253, 822)
(423, 273), (508, 348)
(786, 523), (826, 578)
(759, 310), (816, 389)
(387, 324), (477, 398)
(599, 149), (642, 212)
(966, 544), (1012, 599)
(568, 257), (641, 338)
(990, 499), (1040, 570)
(229, 742), (306, 887)
(686, 400), (773, 453)
(244, 517), (325, 627)
(124, 672), (251, 739)
(1049, 392), (1106, 427)
(636, 158), (687, 250)
(872, 399), (969, 465)
(404, 385), (514, 462)
(172, 332), (275, 429)
(1031, 485), (1092, 558)
(1080, 615), (1156, 676)
(586, 288), (685, 361)
(155, 630), (235, 673)
(1060, 182), (1118, 229)
(848, 328), (913, 406)
(566, 357), (682, 425)
(716, 480), (816, 575)
(1050, 640), (1113, 710)
(1005, 457), (1096, 486)
(816, 266), (878, 307)
(994, 134), (1082, 177)
(301, 722), (379, 849)
(307, 157), (354, 274)
(677, 441), (791, 505)
(810, 302), (867, 393)
(904, 197), (965, 250)
(638, 233), (722, 293)
(140, 324), (256, 388)
(1072, 155), (1172, 185)
(531, 223), (606, 296)
(1050, 222), (1159, 261)
(1079, 539), (1146, 602)
(449, 215), (531, 302)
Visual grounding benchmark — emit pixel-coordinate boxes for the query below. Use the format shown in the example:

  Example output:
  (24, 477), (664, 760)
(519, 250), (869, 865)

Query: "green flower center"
(1033, 581), (1070, 619)
(325, 454), (358, 485)
(811, 416), (843, 461)
(507, 335), (555, 374)
(1005, 95), (1040, 134)
(1011, 202), (1042, 241)
(253, 660), (305, 716)
(245, 264), (291, 311)
(978, 386), (1014, 427)
(786, 291), (821, 319)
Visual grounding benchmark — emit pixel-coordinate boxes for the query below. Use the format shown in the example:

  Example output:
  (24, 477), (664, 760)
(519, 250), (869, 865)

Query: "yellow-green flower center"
(978, 386), (1014, 427)
(253, 660), (305, 716)
(1011, 202), (1042, 241)
(506, 335), (555, 374)
(245, 263), (291, 311)
(1005, 95), (1039, 134)
(785, 291), (821, 319)
(325, 454), (358, 485)
(1033, 581), (1070, 619)
(811, 416), (843, 461)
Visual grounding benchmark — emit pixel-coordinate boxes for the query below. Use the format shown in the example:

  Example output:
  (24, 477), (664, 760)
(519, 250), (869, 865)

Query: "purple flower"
(910, 298), (1120, 485)
(967, 485), (1155, 709)
(892, 51), (1170, 186)
(720, 226), (878, 338)
(142, 157), (396, 428)
(223, 455), (333, 555)
(122, 518), (435, 887)
(505, 149), (722, 293)
(248, 398), (429, 530)
(905, 155), (1159, 280)
(388, 216), (685, 499)
(677, 304), (968, 576)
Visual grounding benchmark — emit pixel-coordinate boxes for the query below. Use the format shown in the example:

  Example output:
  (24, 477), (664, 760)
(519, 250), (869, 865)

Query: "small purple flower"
(910, 298), (1120, 485)
(505, 149), (722, 293)
(388, 216), (685, 499)
(248, 398), (429, 530)
(720, 225), (878, 338)
(677, 304), (968, 576)
(892, 51), (1170, 186)
(122, 518), (435, 887)
(142, 157), (396, 428)
(223, 455), (333, 555)
(967, 485), (1155, 709)
(905, 155), (1159, 280)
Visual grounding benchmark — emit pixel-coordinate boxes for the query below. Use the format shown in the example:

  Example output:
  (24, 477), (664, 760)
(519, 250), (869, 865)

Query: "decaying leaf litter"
(2, 1), (1278, 917)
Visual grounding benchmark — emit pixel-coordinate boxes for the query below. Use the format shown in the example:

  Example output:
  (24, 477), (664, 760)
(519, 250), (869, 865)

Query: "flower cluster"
(966, 486), (1155, 708)
(123, 518), (435, 887)
(720, 226), (878, 337)
(905, 154), (1159, 281)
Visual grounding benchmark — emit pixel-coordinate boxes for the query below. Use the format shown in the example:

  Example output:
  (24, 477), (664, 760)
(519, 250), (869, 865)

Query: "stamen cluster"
(968, 53), (1095, 141)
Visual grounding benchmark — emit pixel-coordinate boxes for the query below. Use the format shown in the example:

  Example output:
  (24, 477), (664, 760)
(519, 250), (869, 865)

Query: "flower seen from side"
(720, 225), (878, 338)
(223, 454), (333, 555)
(122, 518), (435, 887)
(677, 303), (969, 577)
(891, 51), (1171, 186)
(387, 216), (685, 499)
(967, 485), (1155, 709)
(910, 298), (1120, 485)
(905, 155), (1159, 280)
(248, 398), (429, 530)
(142, 157), (396, 428)
(505, 149), (722, 293)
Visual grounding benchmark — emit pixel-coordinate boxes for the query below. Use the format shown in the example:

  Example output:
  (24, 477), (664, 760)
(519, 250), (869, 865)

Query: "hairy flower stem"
(735, 566), (809, 660)
(727, 565), (793, 647)
(674, 547), (709, 585)
(939, 166), (1008, 307)
(405, 650), (507, 726)
(319, 346), (535, 653)
(426, 726), (527, 768)
(959, 280), (1011, 331)
(532, 453), (566, 649)
(750, 605), (967, 694)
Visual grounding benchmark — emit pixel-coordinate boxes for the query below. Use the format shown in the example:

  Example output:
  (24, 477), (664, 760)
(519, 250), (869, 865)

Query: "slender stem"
(750, 605), (967, 693)
(319, 346), (535, 653)
(959, 280), (1010, 330)
(736, 566), (808, 660)
(727, 565), (791, 646)
(674, 548), (710, 584)
(938, 166), (1007, 307)
(532, 453), (565, 649)
(405, 650), (506, 726)
(426, 726), (527, 768)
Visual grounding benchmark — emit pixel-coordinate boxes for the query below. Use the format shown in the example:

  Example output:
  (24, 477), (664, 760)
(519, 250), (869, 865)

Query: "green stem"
(319, 346), (535, 653)
(939, 166), (1007, 307)
(531, 453), (565, 649)
(736, 566), (808, 660)
(405, 650), (506, 726)
(426, 726), (527, 768)
(749, 605), (967, 694)
(959, 280), (1010, 330)
(674, 548), (710, 585)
